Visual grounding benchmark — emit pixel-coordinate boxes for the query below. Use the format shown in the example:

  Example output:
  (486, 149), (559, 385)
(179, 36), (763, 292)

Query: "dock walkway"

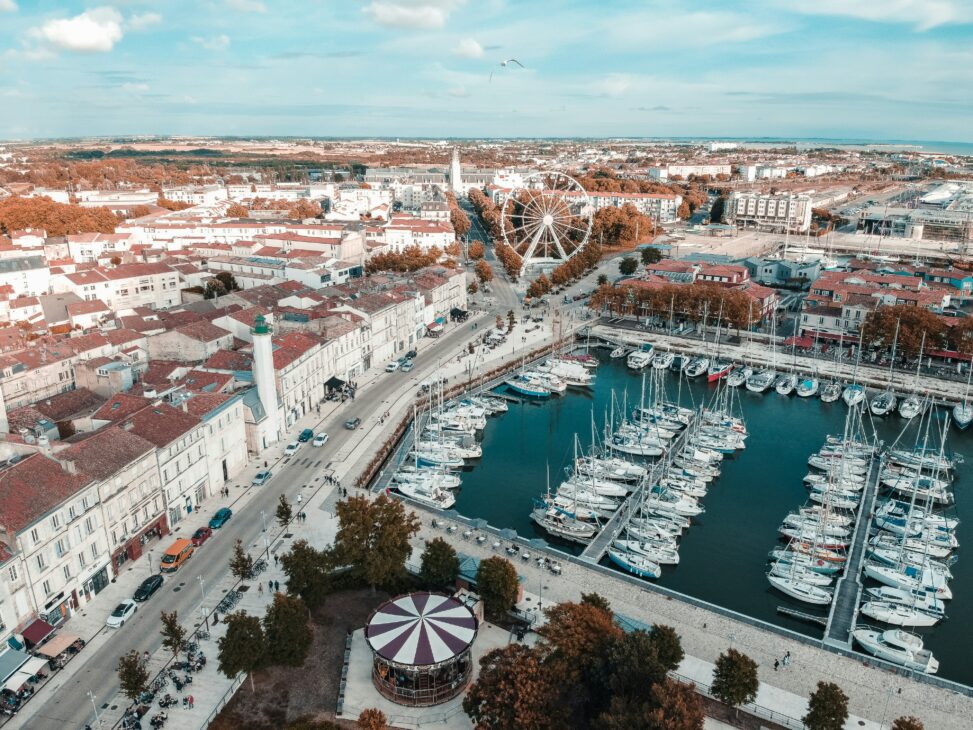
(824, 452), (883, 646)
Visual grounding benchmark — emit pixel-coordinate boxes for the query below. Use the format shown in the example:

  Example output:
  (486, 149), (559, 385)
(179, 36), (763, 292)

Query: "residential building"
(53, 262), (181, 311)
(725, 192), (812, 233)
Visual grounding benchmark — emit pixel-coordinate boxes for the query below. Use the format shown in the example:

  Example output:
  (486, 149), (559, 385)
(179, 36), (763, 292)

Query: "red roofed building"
(52, 261), (180, 312)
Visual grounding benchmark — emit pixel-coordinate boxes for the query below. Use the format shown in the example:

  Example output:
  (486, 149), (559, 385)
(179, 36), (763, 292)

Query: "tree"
(226, 203), (249, 218)
(204, 279), (227, 300)
(160, 610), (187, 660)
(891, 717), (924, 730)
(287, 199), (322, 220)
(597, 274), (608, 286)
(463, 644), (562, 730)
(641, 246), (663, 265)
(803, 681), (849, 730)
(158, 197), (192, 211)
(619, 257), (638, 276)
(276, 494), (293, 528)
(507, 309), (516, 332)
(357, 708), (389, 730)
(468, 280), (479, 295)
(648, 624), (684, 672)
(469, 241), (485, 259)
(677, 200), (692, 219)
(581, 592), (612, 613)
(445, 241), (462, 257)
(109, 255), (122, 266)
(475, 259), (494, 284)
(0, 195), (119, 236)
(710, 649), (758, 712)
(217, 611), (266, 691)
(420, 537), (460, 588)
(598, 679), (704, 730)
(333, 493), (420, 591)
(591, 204), (658, 249)
(263, 592), (312, 666)
(861, 304), (946, 359)
(475, 556), (519, 621)
(116, 650), (149, 703)
(280, 539), (334, 609)
(230, 538), (255, 581)
(214, 271), (239, 292)
(603, 630), (667, 705)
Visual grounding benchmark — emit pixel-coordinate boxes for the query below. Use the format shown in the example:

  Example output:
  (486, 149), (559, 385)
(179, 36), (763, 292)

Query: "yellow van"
(160, 539), (194, 573)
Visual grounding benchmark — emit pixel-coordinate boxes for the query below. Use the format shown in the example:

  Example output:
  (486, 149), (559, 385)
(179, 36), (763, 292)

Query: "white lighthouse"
(449, 147), (462, 194)
(252, 313), (281, 447)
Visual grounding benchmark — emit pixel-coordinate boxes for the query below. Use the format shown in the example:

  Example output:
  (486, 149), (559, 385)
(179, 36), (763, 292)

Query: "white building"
(648, 164), (731, 180)
(161, 185), (228, 206)
(0, 257), (50, 298)
(725, 191), (812, 233)
(53, 262), (181, 311)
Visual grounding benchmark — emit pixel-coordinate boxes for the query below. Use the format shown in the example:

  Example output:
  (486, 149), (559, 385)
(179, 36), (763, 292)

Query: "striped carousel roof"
(365, 592), (477, 666)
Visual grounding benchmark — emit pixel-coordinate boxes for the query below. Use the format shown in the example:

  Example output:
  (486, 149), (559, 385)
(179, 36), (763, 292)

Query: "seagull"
(490, 58), (525, 82)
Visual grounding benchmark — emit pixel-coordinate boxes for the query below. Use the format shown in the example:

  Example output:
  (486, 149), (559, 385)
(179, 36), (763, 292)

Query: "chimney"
(58, 457), (78, 475)
(122, 421), (134, 431)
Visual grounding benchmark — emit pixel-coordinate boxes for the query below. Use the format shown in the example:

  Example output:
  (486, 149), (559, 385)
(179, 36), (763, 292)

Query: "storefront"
(111, 514), (169, 575)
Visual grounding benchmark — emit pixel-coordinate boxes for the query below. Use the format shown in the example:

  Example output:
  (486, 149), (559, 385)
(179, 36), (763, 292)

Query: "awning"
(325, 376), (346, 389)
(21, 619), (55, 649)
(37, 633), (80, 658)
(784, 335), (814, 348)
(427, 322), (444, 333)
(0, 649), (29, 683)
(926, 349), (973, 362)
(802, 329), (858, 343)
(2, 658), (47, 692)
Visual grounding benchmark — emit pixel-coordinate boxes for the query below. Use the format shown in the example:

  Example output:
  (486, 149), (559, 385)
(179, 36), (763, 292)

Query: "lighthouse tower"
(449, 147), (462, 194)
(252, 314), (281, 446)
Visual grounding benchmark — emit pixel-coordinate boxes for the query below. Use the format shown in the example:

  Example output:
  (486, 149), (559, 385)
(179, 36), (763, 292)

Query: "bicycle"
(196, 629), (210, 641)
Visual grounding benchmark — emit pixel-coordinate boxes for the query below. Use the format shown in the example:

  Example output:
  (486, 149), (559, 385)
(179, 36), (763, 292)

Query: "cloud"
(121, 82), (149, 93)
(0, 0), (17, 13)
(452, 38), (483, 58)
(30, 7), (125, 53)
(193, 34), (231, 51)
(364, 1), (463, 30)
(225, 0), (267, 12)
(632, 105), (672, 112)
(447, 86), (469, 97)
(270, 50), (363, 60)
(128, 12), (162, 31)
(783, 0), (972, 31)
(595, 74), (633, 97)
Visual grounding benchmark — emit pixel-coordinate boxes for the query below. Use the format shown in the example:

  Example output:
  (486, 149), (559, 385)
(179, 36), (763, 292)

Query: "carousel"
(364, 592), (478, 706)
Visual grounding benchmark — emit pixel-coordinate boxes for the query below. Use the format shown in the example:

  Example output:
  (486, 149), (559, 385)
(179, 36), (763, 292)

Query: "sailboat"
(726, 365), (751, 388)
(796, 376), (819, 397)
(775, 372), (798, 396)
(820, 380), (842, 403)
(852, 627), (939, 674)
(767, 573), (833, 605)
(652, 349), (674, 369)
(899, 334), (925, 419)
(953, 362), (973, 429)
(871, 320), (900, 416)
(608, 546), (662, 579)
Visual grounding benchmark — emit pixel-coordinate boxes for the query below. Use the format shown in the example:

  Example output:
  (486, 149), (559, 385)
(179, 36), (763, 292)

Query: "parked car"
(405, 349), (417, 360)
(401, 360), (414, 373)
(191, 526), (212, 546)
(298, 428), (314, 442)
(312, 432), (329, 447)
(209, 507), (232, 528)
(252, 470), (273, 486)
(106, 599), (138, 628)
(385, 361), (400, 372)
(344, 417), (362, 430)
(160, 539), (194, 574)
(284, 442), (300, 456)
(133, 575), (163, 603)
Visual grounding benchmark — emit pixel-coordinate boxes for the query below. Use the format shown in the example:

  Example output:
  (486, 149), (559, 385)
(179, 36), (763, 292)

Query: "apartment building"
(0, 257), (50, 298)
(53, 262), (181, 311)
(725, 192), (812, 233)
(161, 185), (228, 206)
(648, 164), (731, 180)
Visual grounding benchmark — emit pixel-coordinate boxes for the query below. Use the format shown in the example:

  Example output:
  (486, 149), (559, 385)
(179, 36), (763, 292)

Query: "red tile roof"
(122, 403), (200, 447)
(203, 349), (253, 371)
(0, 455), (90, 534)
(93, 393), (153, 422)
(58, 426), (155, 481)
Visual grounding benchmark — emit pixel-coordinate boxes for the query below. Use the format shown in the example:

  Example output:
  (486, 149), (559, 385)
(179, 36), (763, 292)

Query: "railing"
(669, 669), (806, 730)
(338, 701), (465, 728)
(203, 673), (245, 727)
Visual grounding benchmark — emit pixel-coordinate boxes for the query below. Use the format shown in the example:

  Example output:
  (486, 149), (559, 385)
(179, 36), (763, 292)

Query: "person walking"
(258, 583), (263, 595)
(773, 659), (780, 672)
(268, 579), (274, 593)
(274, 580), (280, 592)
(188, 695), (194, 709)
(273, 555), (279, 567)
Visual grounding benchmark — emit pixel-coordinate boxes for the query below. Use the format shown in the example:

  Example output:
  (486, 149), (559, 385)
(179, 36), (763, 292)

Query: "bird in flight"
(490, 58), (525, 82)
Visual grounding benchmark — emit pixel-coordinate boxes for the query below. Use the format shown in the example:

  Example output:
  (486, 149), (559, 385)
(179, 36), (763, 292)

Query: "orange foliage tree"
(590, 282), (756, 329)
(463, 644), (564, 730)
(287, 199), (322, 220)
(591, 204), (659, 249)
(157, 197), (192, 211)
(474, 259), (494, 284)
(225, 203), (249, 218)
(468, 241), (485, 259)
(0, 196), (118, 236)
(366, 245), (442, 274)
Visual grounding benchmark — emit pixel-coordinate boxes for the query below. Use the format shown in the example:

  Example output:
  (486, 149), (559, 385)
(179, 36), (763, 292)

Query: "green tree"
(475, 556), (519, 621)
(891, 718), (924, 730)
(803, 681), (849, 730)
(333, 493), (420, 592)
(160, 610), (187, 661)
(618, 257), (638, 276)
(217, 610), (266, 691)
(597, 274), (609, 286)
(710, 648), (758, 713)
(640, 246), (663, 265)
(420, 537), (459, 588)
(276, 494), (293, 528)
(230, 538), (255, 581)
(463, 644), (562, 730)
(116, 650), (149, 703)
(214, 271), (239, 292)
(648, 624), (684, 672)
(280, 539), (335, 609)
(204, 279), (227, 300)
(263, 592), (312, 667)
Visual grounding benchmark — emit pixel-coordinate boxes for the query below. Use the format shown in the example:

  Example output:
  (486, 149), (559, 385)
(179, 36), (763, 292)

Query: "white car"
(284, 442), (300, 456)
(106, 599), (138, 628)
(312, 432), (329, 447)
(385, 361), (400, 372)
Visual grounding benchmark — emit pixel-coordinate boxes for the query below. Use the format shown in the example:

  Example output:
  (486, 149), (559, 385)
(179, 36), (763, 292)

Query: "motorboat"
(526, 370), (568, 394)
(725, 366), (752, 388)
(610, 345), (632, 359)
(652, 350), (674, 369)
(608, 547), (662, 579)
(536, 358), (595, 387)
(613, 539), (680, 565)
(707, 359), (733, 382)
(745, 369), (776, 393)
(626, 348), (654, 370)
(414, 440), (482, 460)
(819, 381), (842, 403)
(852, 627), (939, 674)
(842, 384), (865, 406)
(393, 481), (456, 509)
(866, 586), (946, 614)
(898, 395), (923, 420)
(392, 469), (462, 491)
(505, 374), (551, 398)
(684, 357), (710, 379)
(796, 376), (819, 397)
(775, 373), (798, 396)
(767, 574), (833, 605)
(870, 391), (898, 417)
(530, 507), (598, 544)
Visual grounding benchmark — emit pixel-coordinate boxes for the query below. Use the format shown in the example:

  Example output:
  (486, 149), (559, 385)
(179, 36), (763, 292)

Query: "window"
(36, 553), (46, 571)
(63, 565), (71, 580)
(90, 542), (99, 560)
(78, 551), (86, 568)
(30, 528), (40, 546)
(42, 580), (51, 596)
(68, 505), (77, 521)
(85, 516), (96, 535)
(8, 566), (17, 582)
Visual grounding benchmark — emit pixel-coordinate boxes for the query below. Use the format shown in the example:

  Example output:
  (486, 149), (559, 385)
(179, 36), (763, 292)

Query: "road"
(23, 302), (506, 730)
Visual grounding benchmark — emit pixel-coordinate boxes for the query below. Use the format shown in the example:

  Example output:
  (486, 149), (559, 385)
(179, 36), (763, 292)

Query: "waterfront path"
(590, 323), (972, 402)
(826, 452), (883, 647)
(410, 514), (973, 730)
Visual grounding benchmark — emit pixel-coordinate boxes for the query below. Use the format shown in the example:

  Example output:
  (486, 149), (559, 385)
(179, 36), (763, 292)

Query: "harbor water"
(452, 353), (973, 686)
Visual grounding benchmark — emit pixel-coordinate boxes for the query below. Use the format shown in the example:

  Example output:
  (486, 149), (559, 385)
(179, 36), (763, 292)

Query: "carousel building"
(364, 592), (478, 706)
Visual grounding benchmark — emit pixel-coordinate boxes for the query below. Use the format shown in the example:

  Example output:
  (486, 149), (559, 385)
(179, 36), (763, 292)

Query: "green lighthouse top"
(253, 313), (270, 335)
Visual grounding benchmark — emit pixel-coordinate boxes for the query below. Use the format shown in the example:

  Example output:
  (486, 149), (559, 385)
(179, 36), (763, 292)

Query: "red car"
(191, 527), (212, 546)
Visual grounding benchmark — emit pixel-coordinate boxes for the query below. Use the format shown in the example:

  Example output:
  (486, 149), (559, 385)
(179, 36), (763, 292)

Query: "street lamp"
(260, 510), (267, 532)
(87, 690), (100, 727)
(197, 575), (206, 605)
(200, 604), (209, 632)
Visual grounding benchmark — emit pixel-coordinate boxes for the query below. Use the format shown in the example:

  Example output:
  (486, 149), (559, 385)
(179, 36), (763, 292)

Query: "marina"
(384, 350), (973, 687)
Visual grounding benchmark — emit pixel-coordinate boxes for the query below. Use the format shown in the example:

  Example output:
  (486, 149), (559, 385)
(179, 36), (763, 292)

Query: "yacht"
(819, 381), (842, 403)
(775, 373), (798, 396)
(626, 346), (654, 370)
(725, 366), (752, 388)
(530, 506), (598, 544)
(607, 547), (662, 579)
(866, 586), (946, 614)
(707, 359), (734, 382)
(684, 357), (710, 379)
(767, 574), (833, 605)
(852, 627), (939, 674)
(898, 395), (923, 420)
(870, 391), (898, 417)
(746, 369), (776, 393)
(505, 374), (551, 398)
(613, 539), (680, 565)
(842, 383), (865, 406)
(652, 350), (674, 369)
(796, 376), (819, 397)
(609, 345), (632, 359)
(394, 480), (455, 509)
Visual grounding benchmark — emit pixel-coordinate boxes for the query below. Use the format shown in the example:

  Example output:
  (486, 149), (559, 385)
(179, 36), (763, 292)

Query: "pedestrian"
(188, 695), (194, 709)
(142, 650), (149, 664)
(268, 579), (274, 592)
(773, 660), (779, 672)
(297, 494), (303, 505)
(302, 511), (307, 522)
(274, 554), (279, 566)
(274, 580), (280, 592)
(258, 583), (263, 595)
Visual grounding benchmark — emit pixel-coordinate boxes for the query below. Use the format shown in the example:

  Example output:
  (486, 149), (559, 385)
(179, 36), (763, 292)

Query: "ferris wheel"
(500, 172), (593, 274)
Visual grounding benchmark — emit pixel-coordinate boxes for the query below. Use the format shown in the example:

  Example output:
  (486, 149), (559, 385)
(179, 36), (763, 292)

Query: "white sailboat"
(852, 627), (939, 674)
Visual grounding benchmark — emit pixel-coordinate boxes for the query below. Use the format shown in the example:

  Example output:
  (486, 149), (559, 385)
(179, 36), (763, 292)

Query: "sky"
(1, 0), (972, 142)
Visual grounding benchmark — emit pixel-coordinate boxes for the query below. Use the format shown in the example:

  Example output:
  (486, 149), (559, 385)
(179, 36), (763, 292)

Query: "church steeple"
(449, 147), (462, 193)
